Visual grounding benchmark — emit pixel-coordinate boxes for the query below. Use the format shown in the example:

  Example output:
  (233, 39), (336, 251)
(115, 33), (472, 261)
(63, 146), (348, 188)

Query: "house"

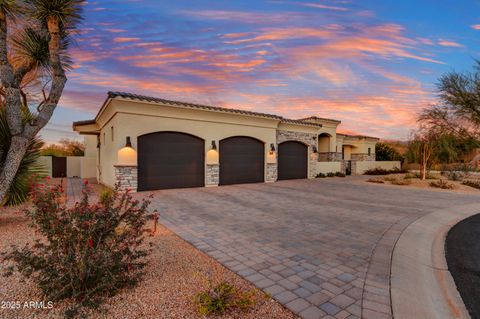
(73, 92), (399, 192)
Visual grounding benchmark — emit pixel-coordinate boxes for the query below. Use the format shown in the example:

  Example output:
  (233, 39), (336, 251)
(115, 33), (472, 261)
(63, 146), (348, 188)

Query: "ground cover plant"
(1, 182), (154, 317)
(194, 281), (256, 316)
(367, 178), (385, 184)
(363, 167), (405, 175)
(462, 180), (480, 190)
(430, 179), (454, 189)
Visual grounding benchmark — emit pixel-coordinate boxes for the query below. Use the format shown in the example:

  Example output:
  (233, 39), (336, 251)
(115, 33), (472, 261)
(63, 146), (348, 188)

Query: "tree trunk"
(421, 143), (426, 180)
(0, 136), (29, 204)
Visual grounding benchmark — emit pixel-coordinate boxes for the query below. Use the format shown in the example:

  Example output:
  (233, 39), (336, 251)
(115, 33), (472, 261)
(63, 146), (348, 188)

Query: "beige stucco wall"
(316, 162), (342, 174)
(84, 135), (97, 158)
(80, 157), (97, 179)
(356, 161), (401, 174)
(98, 115), (120, 187)
(343, 145), (352, 160)
(66, 157), (82, 177)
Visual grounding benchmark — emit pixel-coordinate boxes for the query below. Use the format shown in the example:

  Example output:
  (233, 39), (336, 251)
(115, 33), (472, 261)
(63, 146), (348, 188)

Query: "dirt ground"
(364, 173), (480, 194)
(0, 186), (297, 319)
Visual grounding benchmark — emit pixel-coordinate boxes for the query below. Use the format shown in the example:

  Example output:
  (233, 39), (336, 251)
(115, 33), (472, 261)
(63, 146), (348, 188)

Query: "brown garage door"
(278, 141), (308, 180)
(219, 136), (264, 185)
(138, 132), (205, 191)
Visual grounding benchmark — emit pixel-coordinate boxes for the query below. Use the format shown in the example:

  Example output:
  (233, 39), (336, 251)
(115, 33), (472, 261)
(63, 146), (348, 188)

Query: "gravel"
(0, 205), (298, 319)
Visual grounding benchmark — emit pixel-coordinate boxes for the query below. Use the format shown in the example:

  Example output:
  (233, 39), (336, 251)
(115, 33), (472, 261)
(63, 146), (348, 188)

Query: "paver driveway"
(145, 178), (480, 319)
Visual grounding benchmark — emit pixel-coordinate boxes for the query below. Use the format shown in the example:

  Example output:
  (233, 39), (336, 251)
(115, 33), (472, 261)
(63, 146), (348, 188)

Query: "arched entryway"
(278, 141), (308, 180)
(219, 136), (264, 185)
(138, 132), (205, 191)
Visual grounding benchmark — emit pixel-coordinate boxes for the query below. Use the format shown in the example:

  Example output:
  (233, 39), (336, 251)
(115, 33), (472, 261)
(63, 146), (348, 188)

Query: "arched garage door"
(278, 141), (308, 180)
(220, 136), (264, 185)
(138, 132), (205, 191)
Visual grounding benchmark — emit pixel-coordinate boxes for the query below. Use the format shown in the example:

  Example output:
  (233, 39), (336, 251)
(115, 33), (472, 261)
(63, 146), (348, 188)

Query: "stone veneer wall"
(351, 153), (376, 161)
(318, 152), (342, 162)
(206, 164), (219, 186)
(277, 130), (318, 178)
(266, 163), (277, 182)
(114, 165), (138, 192)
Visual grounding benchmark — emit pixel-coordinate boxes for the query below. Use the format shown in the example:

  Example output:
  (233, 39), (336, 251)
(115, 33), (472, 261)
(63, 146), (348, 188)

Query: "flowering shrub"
(2, 182), (154, 317)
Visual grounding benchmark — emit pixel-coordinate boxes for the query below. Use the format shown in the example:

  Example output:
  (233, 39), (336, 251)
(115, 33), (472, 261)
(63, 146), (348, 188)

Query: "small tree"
(375, 142), (404, 162)
(2, 183), (154, 317)
(0, 0), (84, 204)
(406, 131), (438, 180)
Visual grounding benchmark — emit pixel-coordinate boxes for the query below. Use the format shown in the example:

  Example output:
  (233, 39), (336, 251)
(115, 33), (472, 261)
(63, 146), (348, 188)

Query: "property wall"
(80, 157), (97, 179)
(355, 161), (401, 175)
(316, 162), (342, 174)
(66, 157), (82, 177)
(84, 135), (98, 158)
(37, 156), (52, 177)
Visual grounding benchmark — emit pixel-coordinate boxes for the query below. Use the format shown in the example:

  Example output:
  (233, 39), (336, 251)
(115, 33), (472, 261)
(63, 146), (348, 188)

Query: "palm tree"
(0, 0), (84, 205)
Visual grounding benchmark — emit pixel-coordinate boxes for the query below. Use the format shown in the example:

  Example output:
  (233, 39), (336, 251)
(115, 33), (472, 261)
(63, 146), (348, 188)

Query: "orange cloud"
(471, 24), (480, 30)
(113, 37), (141, 43)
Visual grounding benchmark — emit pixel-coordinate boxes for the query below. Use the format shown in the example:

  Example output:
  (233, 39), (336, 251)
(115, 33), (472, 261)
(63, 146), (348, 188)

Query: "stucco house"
(73, 92), (399, 192)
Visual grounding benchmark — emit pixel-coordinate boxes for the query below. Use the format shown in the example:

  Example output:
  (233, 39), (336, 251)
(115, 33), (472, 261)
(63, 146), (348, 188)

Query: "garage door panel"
(278, 141), (308, 180)
(220, 136), (264, 185)
(138, 132), (205, 191)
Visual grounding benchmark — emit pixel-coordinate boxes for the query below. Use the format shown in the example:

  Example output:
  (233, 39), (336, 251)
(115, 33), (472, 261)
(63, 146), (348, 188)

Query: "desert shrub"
(389, 178), (412, 186)
(194, 281), (256, 316)
(316, 172), (326, 178)
(384, 176), (397, 182)
(363, 167), (406, 175)
(326, 172), (336, 177)
(367, 178), (384, 184)
(2, 182), (154, 317)
(335, 172), (346, 177)
(462, 180), (480, 190)
(429, 179), (454, 189)
(404, 172), (437, 180)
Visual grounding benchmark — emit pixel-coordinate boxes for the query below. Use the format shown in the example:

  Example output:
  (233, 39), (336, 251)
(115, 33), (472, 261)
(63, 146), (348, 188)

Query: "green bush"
(335, 172), (346, 177)
(99, 188), (113, 204)
(363, 167), (406, 175)
(194, 281), (255, 316)
(429, 179), (454, 189)
(316, 172), (326, 178)
(326, 172), (336, 177)
(462, 180), (480, 190)
(2, 183), (154, 317)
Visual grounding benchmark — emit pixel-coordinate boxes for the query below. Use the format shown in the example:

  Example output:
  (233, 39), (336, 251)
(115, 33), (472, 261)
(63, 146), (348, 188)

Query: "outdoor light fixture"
(125, 136), (132, 148)
(312, 145), (318, 153)
(211, 140), (217, 150)
(270, 143), (276, 152)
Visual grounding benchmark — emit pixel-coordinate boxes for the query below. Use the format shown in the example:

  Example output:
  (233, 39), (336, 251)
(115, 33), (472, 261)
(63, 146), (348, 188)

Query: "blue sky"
(42, 0), (480, 143)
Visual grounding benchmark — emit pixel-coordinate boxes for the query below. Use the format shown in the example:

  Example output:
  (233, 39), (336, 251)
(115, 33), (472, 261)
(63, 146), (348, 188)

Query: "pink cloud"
(437, 39), (463, 48)
(298, 2), (348, 11)
(471, 24), (480, 30)
(113, 37), (141, 43)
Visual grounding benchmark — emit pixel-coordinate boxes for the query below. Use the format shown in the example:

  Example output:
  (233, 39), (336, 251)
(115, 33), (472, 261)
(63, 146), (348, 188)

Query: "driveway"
(146, 178), (480, 319)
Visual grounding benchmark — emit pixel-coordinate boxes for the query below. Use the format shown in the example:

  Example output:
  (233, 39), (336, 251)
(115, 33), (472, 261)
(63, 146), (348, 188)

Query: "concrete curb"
(391, 203), (479, 319)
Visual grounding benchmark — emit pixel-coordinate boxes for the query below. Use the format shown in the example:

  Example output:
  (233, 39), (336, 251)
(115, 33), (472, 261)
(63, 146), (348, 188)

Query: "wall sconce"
(270, 143), (276, 154)
(312, 145), (318, 153)
(125, 136), (133, 148)
(211, 140), (217, 150)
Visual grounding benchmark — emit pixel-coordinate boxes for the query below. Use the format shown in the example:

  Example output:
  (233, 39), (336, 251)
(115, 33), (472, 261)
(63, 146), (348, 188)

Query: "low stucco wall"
(316, 162), (342, 174)
(356, 161), (401, 175)
(37, 156), (52, 177)
(66, 157), (82, 177)
(80, 157), (97, 179)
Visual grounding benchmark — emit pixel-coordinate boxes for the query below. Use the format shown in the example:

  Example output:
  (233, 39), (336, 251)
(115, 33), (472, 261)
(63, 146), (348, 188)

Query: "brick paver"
(142, 177), (480, 318)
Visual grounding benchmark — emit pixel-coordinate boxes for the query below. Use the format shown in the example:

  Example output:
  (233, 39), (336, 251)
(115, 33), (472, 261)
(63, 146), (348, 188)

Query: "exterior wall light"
(312, 145), (318, 153)
(270, 143), (276, 152)
(211, 140), (217, 150)
(125, 136), (133, 148)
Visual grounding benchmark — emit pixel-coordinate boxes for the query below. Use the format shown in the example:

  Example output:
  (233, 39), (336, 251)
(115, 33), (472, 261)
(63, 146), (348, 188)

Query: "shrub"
(316, 172), (326, 178)
(442, 170), (465, 181)
(2, 182), (154, 317)
(390, 178), (412, 186)
(462, 180), (480, 190)
(404, 172), (437, 180)
(326, 172), (336, 177)
(335, 172), (346, 177)
(429, 179), (454, 189)
(194, 281), (256, 316)
(99, 188), (113, 204)
(367, 178), (384, 184)
(363, 167), (405, 175)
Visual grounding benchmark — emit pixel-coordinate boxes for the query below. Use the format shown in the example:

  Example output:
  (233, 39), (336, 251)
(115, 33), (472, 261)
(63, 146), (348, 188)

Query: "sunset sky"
(44, 0), (480, 143)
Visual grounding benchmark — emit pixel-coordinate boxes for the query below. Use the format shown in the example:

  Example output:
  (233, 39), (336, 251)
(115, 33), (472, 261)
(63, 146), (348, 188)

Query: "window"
(111, 126), (114, 142)
(368, 147), (371, 156)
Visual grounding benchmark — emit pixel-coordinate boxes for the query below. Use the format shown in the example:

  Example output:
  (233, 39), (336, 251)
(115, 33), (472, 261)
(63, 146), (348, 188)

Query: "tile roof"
(297, 116), (341, 124)
(102, 91), (322, 127)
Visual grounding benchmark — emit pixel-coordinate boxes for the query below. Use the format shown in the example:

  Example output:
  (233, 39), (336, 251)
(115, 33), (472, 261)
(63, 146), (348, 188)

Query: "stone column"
(206, 164), (219, 186)
(114, 165), (138, 192)
(266, 163), (278, 182)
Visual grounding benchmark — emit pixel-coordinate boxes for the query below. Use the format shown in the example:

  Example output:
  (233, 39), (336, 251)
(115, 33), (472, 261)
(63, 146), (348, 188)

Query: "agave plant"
(0, 106), (45, 206)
